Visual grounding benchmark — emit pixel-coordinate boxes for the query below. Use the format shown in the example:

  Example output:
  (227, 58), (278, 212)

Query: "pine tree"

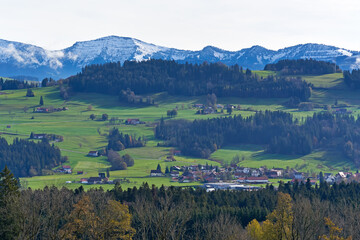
(0, 166), (20, 240)
(157, 164), (162, 172)
(39, 96), (44, 106)
(26, 89), (34, 97)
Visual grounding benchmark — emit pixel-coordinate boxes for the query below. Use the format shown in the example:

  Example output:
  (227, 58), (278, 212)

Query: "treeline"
(0, 78), (38, 90)
(107, 150), (135, 170)
(67, 59), (311, 101)
(344, 69), (360, 89)
(0, 138), (63, 177)
(155, 111), (360, 165)
(119, 88), (155, 105)
(2, 165), (360, 239)
(107, 128), (145, 151)
(264, 59), (341, 75)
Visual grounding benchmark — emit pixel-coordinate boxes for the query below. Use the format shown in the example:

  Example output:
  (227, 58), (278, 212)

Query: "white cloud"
(0, 0), (359, 51)
(0, 44), (25, 62)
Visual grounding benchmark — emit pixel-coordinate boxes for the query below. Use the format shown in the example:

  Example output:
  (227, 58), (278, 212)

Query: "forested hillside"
(344, 69), (360, 89)
(264, 59), (341, 75)
(0, 138), (63, 177)
(0, 77), (38, 90)
(68, 60), (311, 100)
(156, 111), (360, 166)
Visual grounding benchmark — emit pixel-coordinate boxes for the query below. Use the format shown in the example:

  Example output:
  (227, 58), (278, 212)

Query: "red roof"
(62, 165), (71, 169)
(247, 177), (268, 180)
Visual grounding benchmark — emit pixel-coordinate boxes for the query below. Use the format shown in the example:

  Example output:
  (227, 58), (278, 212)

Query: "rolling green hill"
(0, 71), (358, 189)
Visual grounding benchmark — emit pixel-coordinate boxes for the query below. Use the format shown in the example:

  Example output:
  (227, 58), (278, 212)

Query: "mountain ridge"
(0, 35), (359, 80)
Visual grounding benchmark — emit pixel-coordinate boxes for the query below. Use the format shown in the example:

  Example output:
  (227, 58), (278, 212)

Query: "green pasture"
(211, 144), (355, 174)
(0, 71), (357, 190)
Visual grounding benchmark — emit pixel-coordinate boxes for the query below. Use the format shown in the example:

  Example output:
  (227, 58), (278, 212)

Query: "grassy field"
(211, 144), (355, 174)
(0, 71), (357, 189)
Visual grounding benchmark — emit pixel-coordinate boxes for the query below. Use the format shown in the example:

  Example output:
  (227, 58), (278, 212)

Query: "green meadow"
(0, 71), (358, 189)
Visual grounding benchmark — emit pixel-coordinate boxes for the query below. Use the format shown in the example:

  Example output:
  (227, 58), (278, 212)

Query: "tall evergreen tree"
(157, 164), (162, 172)
(0, 166), (20, 240)
(39, 96), (44, 106)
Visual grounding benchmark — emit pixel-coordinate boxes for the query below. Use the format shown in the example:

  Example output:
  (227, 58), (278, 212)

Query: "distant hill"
(0, 36), (360, 79)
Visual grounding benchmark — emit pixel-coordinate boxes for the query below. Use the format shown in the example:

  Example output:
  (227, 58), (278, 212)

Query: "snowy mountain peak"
(0, 36), (359, 80)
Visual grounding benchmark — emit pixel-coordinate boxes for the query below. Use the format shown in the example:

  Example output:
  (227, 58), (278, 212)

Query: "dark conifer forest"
(344, 69), (360, 89)
(0, 138), (63, 177)
(0, 78), (38, 90)
(156, 111), (360, 165)
(107, 128), (145, 151)
(264, 59), (341, 75)
(68, 60), (312, 101)
(1, 169), (360, 240)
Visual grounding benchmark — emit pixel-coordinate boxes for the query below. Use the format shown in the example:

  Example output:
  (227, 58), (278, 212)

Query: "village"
(57, 157), (360, 191)
(149, 163), (360, 187)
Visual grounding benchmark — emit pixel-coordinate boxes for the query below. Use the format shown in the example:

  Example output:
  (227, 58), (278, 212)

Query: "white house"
(150, 170), (163, 177)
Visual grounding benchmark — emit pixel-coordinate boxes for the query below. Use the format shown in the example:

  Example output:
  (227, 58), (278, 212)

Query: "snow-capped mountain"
(0, 35), (359, 80)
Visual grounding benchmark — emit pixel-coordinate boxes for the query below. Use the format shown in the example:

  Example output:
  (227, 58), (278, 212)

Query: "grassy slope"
(0, 71), (358, 189)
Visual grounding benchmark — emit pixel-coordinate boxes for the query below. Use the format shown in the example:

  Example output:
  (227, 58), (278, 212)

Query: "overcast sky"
(1, 0), (359, 51)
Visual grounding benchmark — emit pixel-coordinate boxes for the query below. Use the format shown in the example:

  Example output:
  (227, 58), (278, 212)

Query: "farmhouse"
(150, 170), (164, 177)
(294, 172), (304, 180)
(333, 108), (352, 115)
(80, 178), (88, 184)
(32, 133), (47, 139)
(245, 176), (269, 184)
(88, 177), (102, 184)
(125, 118), (140, 125)
(170, 171), (180, 177)
(88, 151), (99, 157)
(193, 104), (204, 108)
(62, 165), (72, 174)
(172, 166), (181, 171)
(35, 107), (49, 113)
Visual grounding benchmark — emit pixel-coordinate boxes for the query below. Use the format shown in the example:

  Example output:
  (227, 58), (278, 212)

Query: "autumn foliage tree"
(60, 195), (135, 240)
(320, 217), (352, 240)
(247, 192), (294, 240)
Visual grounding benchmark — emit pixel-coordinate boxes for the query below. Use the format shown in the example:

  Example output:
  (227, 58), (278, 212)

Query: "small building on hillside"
(193, 104), (204, 109)
(62, 165), (72, 174)
(170, 171), (180, 177)
(88, 177), (102, 184)
(125, 119), (140, 125)
(77, 171), (83, 175)
(150, 170), (164, 177)
(88, 151), (99, 157)
(81, 178), (88, 184)
(294, 172), (304, 180)
(35, 107), (49, 113)
(32, 133), (47, 139)
(245, 176), (269, 184)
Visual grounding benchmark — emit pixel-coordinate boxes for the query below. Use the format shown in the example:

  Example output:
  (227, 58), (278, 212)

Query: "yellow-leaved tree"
(320, 217), (352, 240)
(246, 192), (294, 240)
(60, 195), (135, 240)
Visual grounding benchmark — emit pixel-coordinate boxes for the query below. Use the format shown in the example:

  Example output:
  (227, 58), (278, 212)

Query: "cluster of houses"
(193, 103), (243, 115)
(150, 164), (273, 184)
(79, 173), (114, 184)
(34, 107), (68, 113)
(30, 133), (63, 142)
(332, 108), (353, 115)
(149, 163), (360, 187)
